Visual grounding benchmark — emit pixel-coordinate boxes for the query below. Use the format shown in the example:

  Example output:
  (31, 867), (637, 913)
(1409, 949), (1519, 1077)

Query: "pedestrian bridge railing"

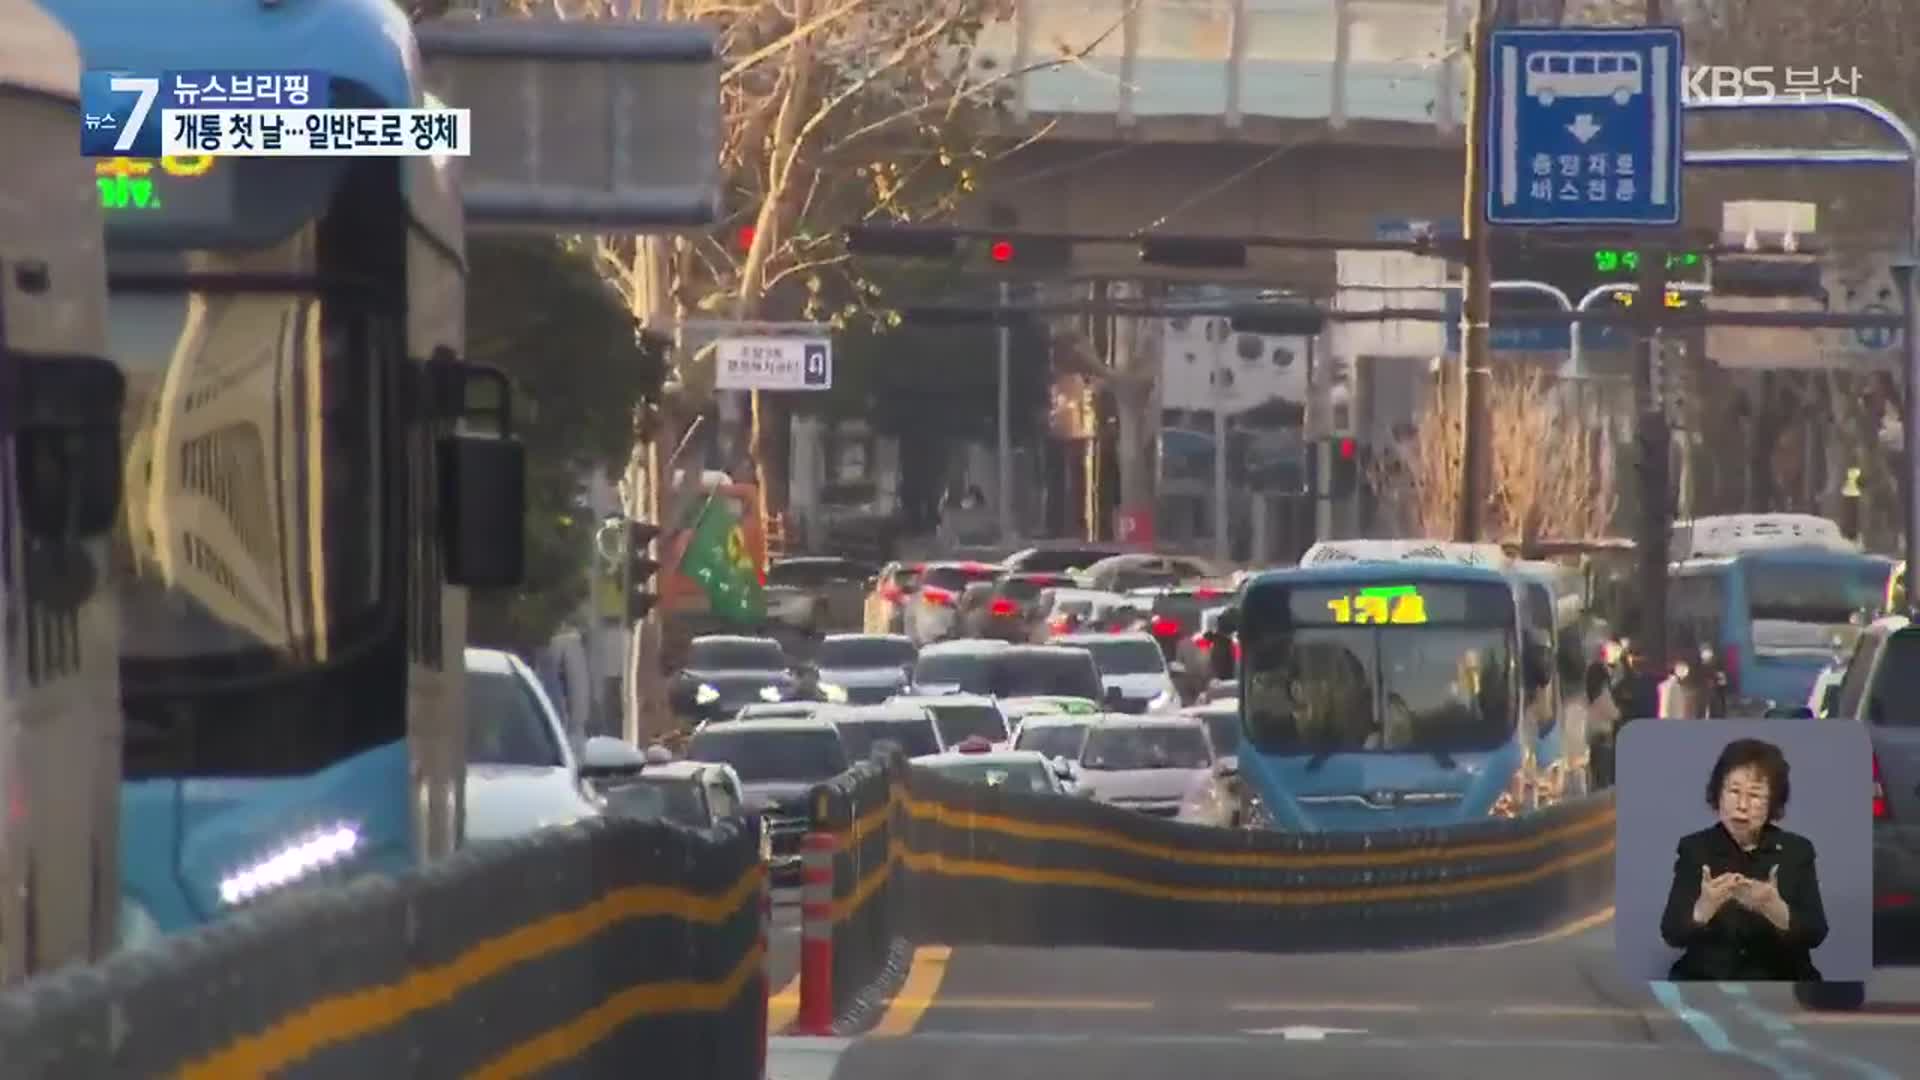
(975, 0), (1469, 130)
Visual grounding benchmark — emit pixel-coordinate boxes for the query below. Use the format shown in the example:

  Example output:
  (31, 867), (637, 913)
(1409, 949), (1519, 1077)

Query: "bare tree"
(1379, 366), (1616, 542)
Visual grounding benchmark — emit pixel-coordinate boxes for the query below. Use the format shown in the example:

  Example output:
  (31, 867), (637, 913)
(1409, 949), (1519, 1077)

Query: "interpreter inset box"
(1614, 718), (1872, 983)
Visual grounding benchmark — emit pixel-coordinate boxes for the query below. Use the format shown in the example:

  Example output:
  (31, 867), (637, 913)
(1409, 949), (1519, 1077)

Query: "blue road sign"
(802, 342), (832, 387)
(1857, 303), (1899, 349)
(1485, 27), (1684, 227)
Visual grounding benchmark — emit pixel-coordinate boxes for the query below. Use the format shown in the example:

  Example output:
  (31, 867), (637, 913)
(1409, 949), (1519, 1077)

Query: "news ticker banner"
(81, 68), (469, 158)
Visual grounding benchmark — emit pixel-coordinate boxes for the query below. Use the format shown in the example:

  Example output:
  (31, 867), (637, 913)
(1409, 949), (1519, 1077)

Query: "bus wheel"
(1794, 981), (1865, 1011)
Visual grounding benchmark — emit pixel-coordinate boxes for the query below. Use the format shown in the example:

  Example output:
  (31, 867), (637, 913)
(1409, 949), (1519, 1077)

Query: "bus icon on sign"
(1526, 51), (1644, 105)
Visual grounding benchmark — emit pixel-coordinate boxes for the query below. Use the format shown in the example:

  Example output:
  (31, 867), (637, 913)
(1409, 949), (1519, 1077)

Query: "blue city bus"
(1220, 562), (1563, 831)
(45, 0), (523, 943)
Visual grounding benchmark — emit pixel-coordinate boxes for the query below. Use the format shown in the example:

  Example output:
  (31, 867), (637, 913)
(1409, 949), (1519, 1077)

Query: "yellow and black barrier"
(806, 750), (1615, 998)
(0, 816), (767, 1079)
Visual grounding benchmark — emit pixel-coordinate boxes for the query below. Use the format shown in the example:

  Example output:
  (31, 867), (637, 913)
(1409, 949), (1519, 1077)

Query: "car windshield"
(925, 704), (1009, 745)
(923, 564), (1001, 591)
(602, 777), (709, 826)
(1745, 558), (1891, 626)
(1240, 581), (1516, 754)
(1081, 725), (1212, 770)
(1014, 548), (1121, 573)
(998, 577), (1053, 603)
(836, 718), (941, 759)
(990, 652), (1104, 699)
(818, 638), (916, 669)
(465, 669), (565, 768)
(1015, 722), (1089, 759)
(1072, 638), (1168, 676)
(768, 559), (869, 587)
(686, 729), (848, 782)
(913, 651), (995, 687)
(1197, 709), (1241, 755)
(687, 639), (787, 671)
(922, 759), (1057, 793)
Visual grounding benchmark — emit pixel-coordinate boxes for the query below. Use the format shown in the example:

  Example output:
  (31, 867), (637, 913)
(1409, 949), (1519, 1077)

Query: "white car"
(1077, 715), (1237, 827)
(910, 743), (1074, 794)
(462, 647), (604, 845)
(1054, 632), (1181, 714)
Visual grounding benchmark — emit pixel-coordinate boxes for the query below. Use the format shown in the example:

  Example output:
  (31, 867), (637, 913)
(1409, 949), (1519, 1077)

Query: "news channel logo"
(1681, 65), (1863, 103)
(81, 69), (328, 157)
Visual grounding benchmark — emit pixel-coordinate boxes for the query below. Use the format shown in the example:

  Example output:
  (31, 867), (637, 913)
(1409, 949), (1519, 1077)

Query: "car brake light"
(956, 735), (994, 754)
(990, 597), (1018, 616)
(1874, 753), (1890, 820)
(1190, 632), (1211, 650)
(922, 586), (954, 607)
(1232, 639), (1241, 661)
(1150, 615), (1181, 637)
(1193, 587), (1224, 599)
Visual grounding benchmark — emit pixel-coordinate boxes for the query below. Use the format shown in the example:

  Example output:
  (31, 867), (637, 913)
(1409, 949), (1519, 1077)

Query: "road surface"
(770, 915), (1920, 1079)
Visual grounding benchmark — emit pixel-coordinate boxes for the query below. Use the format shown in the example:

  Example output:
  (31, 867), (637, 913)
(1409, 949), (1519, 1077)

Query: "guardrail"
(793, 752), (1617, 1030)
(0, 817), (769, 1079)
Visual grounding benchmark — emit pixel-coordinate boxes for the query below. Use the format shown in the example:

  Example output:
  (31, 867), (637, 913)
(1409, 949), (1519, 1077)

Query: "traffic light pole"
(1633, 243), (1671, 669)
(997, 280), (1014, 544)
(1456, 0), (1496, 543)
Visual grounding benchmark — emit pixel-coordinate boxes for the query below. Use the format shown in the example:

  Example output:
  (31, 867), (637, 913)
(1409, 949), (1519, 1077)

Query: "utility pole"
(996, 279), (1014, 543)
(1633, 0), (1670, 666)
(1456, 0), (1496, 542)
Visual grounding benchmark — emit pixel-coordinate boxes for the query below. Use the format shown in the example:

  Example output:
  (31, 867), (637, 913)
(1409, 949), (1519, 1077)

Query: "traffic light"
(1328, 437), (1360, 498)
(843, 226), (1073, 271)
(1709, 254), (1825, 298)
(626, 519), (662, 621)
(1139, 236), (1247, 270)
(978, 233), (1073, 272)
(1228, 302), (1325, 337)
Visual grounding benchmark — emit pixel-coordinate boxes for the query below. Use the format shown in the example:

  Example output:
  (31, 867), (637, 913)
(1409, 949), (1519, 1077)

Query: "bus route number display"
(1325, 585), (1428, 625)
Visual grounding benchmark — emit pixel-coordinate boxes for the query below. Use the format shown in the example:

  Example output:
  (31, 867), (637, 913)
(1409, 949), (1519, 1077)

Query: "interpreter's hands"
(1693, 864), (1743, 925)
(1732, 864), (1784, 913)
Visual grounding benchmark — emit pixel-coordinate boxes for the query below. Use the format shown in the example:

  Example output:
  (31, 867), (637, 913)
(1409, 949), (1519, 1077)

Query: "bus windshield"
(1744, 556), (1890, 626)
(109, 282), (386, 670)
(1240, 580), (1517, 754)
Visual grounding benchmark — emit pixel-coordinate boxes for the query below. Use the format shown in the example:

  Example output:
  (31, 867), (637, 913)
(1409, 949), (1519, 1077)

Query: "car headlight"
(1149, 688), (1176, 711)
(819, 682), (849, 703)
(696, 684), (720, 705)
(759, 685), (785, 702)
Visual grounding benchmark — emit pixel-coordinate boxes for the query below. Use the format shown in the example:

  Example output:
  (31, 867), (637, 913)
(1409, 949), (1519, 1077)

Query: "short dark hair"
(1705, 737), (1791, 821)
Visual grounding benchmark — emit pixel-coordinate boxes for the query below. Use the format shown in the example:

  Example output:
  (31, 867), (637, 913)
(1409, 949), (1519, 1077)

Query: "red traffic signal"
(1337, 437), (1357, 460)
(989, 239), (1015, 263)
(734, 225), (756, 252)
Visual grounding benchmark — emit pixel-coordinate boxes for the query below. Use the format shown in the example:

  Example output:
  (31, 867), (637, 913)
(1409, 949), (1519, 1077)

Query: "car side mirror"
(425, 353), (525, 588)
(578, 735), (648, 778)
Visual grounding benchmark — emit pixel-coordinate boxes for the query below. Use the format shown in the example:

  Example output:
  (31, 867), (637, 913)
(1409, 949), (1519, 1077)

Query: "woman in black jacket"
(1659, 738), (1829, 981)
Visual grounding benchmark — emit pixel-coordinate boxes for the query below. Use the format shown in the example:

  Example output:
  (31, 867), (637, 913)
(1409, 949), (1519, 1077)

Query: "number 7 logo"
(109, 76), (160, 153)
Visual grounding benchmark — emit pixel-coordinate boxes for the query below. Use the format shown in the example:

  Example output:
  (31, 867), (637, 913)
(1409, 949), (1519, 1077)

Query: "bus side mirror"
(429, 356), (525, 588)
(1208, 635), (1236, 681)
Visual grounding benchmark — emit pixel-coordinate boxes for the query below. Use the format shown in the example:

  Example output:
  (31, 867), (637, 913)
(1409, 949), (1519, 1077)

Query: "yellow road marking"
(867, 946), (953, 1036)
(766, 973), (801, 1034)
(1452, 905), (1616, 951)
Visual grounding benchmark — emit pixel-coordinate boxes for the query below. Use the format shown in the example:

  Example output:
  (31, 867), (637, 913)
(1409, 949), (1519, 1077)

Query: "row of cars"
(675, 660), (1251, 880)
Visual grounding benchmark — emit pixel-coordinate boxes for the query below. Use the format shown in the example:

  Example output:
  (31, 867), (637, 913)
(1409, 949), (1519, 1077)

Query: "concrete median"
(0, 816), (771, 1079)
(793, 751), (1617, 1030)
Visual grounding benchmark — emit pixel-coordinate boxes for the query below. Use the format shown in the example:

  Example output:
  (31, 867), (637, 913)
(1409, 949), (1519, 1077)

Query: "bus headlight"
(218, 823), (360, 906)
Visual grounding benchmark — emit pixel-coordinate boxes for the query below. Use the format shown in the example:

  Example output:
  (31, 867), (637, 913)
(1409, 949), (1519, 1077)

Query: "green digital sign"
(93, 156), (216, 213)
(1591, 249), (1704, 277)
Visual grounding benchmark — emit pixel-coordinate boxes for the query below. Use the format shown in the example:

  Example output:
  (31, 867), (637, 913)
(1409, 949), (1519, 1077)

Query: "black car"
(670, 635), (798, 723)
(685, 718), (852, 882)
(912, 643), (1109, 705)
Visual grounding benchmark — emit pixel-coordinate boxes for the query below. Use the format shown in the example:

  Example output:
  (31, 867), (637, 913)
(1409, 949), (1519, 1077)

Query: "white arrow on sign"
(1243, 1025), (1368, 1041)
(1567, 114), (1602, 143)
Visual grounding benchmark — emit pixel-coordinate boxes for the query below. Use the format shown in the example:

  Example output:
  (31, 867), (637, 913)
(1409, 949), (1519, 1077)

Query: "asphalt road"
(770, 916), (1920, 1080)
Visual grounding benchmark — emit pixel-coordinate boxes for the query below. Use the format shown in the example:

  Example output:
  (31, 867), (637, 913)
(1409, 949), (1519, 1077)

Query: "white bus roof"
(1300, 539), (1510, 569)
(1669, 514), (1859, 560)
(1, 0), (81, 100)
